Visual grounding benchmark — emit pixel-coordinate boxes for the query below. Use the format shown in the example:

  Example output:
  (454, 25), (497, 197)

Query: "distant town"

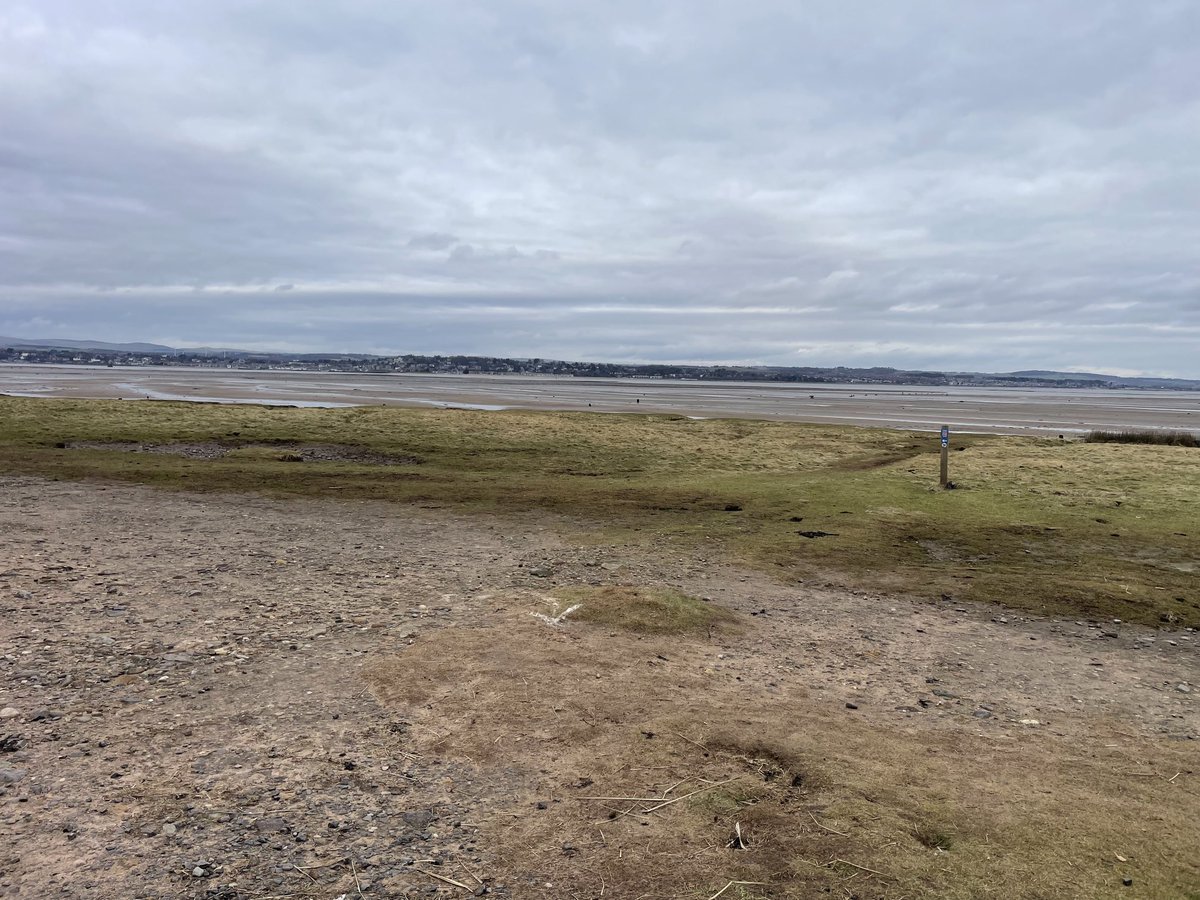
(2, 337), (1197, 390)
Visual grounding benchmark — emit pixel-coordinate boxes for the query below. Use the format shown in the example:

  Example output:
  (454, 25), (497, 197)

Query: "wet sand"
(3, 363), (1199, 435)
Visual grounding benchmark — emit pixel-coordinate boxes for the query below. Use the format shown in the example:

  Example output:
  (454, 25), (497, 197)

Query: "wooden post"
(939, 425), (950, 488)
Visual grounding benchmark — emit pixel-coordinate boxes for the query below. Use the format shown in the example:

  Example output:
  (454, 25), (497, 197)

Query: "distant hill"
(3, 336), (1198, 389)
(1003, 370), (1200, 389)
(1008, 370), (1112, 381)
(0, 336), (175, 353)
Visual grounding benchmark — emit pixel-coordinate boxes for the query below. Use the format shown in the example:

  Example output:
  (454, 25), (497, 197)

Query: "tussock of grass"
(911, 821), (957, 851)
(557, 585), (737, 634)
(1085, 429), (1199, 447)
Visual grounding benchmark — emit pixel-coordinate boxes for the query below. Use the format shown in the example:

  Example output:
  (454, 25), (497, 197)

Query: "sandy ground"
(3, 364), (1200, 435)
(1, 476), (1197, 898)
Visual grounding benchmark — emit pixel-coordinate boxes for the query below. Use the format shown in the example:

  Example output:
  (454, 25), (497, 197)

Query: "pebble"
(0, 708), (19, 720)
(0, 768), (27, 784)
(1178, 684), (1192, 694)
(162, 823), (177, 836)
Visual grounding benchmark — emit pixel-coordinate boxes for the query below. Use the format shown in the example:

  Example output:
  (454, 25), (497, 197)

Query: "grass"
(556, 585), (738, 633)
(910, 820), (957, 851)
(363, 601), (1200, 899)
(1085, 429), (1199, 447)
(2, 396), (1198, 626)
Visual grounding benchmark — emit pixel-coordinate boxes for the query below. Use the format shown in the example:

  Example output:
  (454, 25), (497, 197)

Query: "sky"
(1, 1), (1198, 375)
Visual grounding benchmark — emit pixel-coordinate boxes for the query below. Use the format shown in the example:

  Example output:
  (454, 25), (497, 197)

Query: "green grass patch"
(557, 585), (737, 634)
(2, 396), (1198, 626)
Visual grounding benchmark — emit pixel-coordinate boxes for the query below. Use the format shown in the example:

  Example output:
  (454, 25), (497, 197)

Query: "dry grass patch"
(556, 584), (739, 634)
(363, 598), (1200, 899)
(1085, 429), (1199, 447)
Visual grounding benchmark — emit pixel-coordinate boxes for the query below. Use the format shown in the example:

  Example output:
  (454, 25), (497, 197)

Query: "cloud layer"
(2, 1), (1198, 373)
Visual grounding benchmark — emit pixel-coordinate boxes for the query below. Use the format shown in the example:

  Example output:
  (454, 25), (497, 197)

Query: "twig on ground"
(293, 861), (339, 871)
(642, 776), (740, 812)
(458, 861), (484, 885)
(809, 811), (849, 836)
(291, 864), (318, 885)
(531, 602), (581, 627)
(351, 859), (365, 899)
(568, 700), (598, 727)
(797, 857), (892, 882)
(591, 801), (641, 825)
(707, 880), (768, 900)
(671, 730), (711, 752)
(415, 868), (471, 890)
(832, 858), (890, 879)
(662, 777), (691, 795)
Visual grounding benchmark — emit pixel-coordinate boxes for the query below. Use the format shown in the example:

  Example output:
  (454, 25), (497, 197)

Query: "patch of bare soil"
(63, 441), (233, 461)
(1, 477), (1197, 899)
(62, 441), (420, 465)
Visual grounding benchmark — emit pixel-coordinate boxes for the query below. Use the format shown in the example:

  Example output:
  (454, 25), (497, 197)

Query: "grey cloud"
(1, 1), (1198, 375)
(408, 233), (457, 251)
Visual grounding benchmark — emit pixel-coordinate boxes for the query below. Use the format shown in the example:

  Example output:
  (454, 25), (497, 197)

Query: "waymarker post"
(939, 425), (950, 488)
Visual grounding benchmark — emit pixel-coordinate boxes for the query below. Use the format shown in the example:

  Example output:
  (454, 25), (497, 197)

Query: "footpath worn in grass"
(2, 396), (1198, 626)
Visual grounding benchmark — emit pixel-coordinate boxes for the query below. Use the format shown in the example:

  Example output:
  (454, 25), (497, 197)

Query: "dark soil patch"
(255, 443), (421, 465)
(61, 440), (420, 466)
(63, 440), (231, 460)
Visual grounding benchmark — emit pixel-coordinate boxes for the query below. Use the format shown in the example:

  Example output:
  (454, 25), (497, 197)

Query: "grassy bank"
(2, 396), (1197, 626)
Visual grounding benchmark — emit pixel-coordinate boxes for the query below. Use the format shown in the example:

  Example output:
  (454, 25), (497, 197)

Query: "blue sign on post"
(940, 425), (949, 447)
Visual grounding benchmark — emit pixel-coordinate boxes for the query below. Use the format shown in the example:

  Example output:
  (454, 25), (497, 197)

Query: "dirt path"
(1, 477), (1196, 899)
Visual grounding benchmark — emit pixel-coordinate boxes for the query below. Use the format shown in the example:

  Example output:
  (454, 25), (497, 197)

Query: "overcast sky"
(2, 1), (1198, 374)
